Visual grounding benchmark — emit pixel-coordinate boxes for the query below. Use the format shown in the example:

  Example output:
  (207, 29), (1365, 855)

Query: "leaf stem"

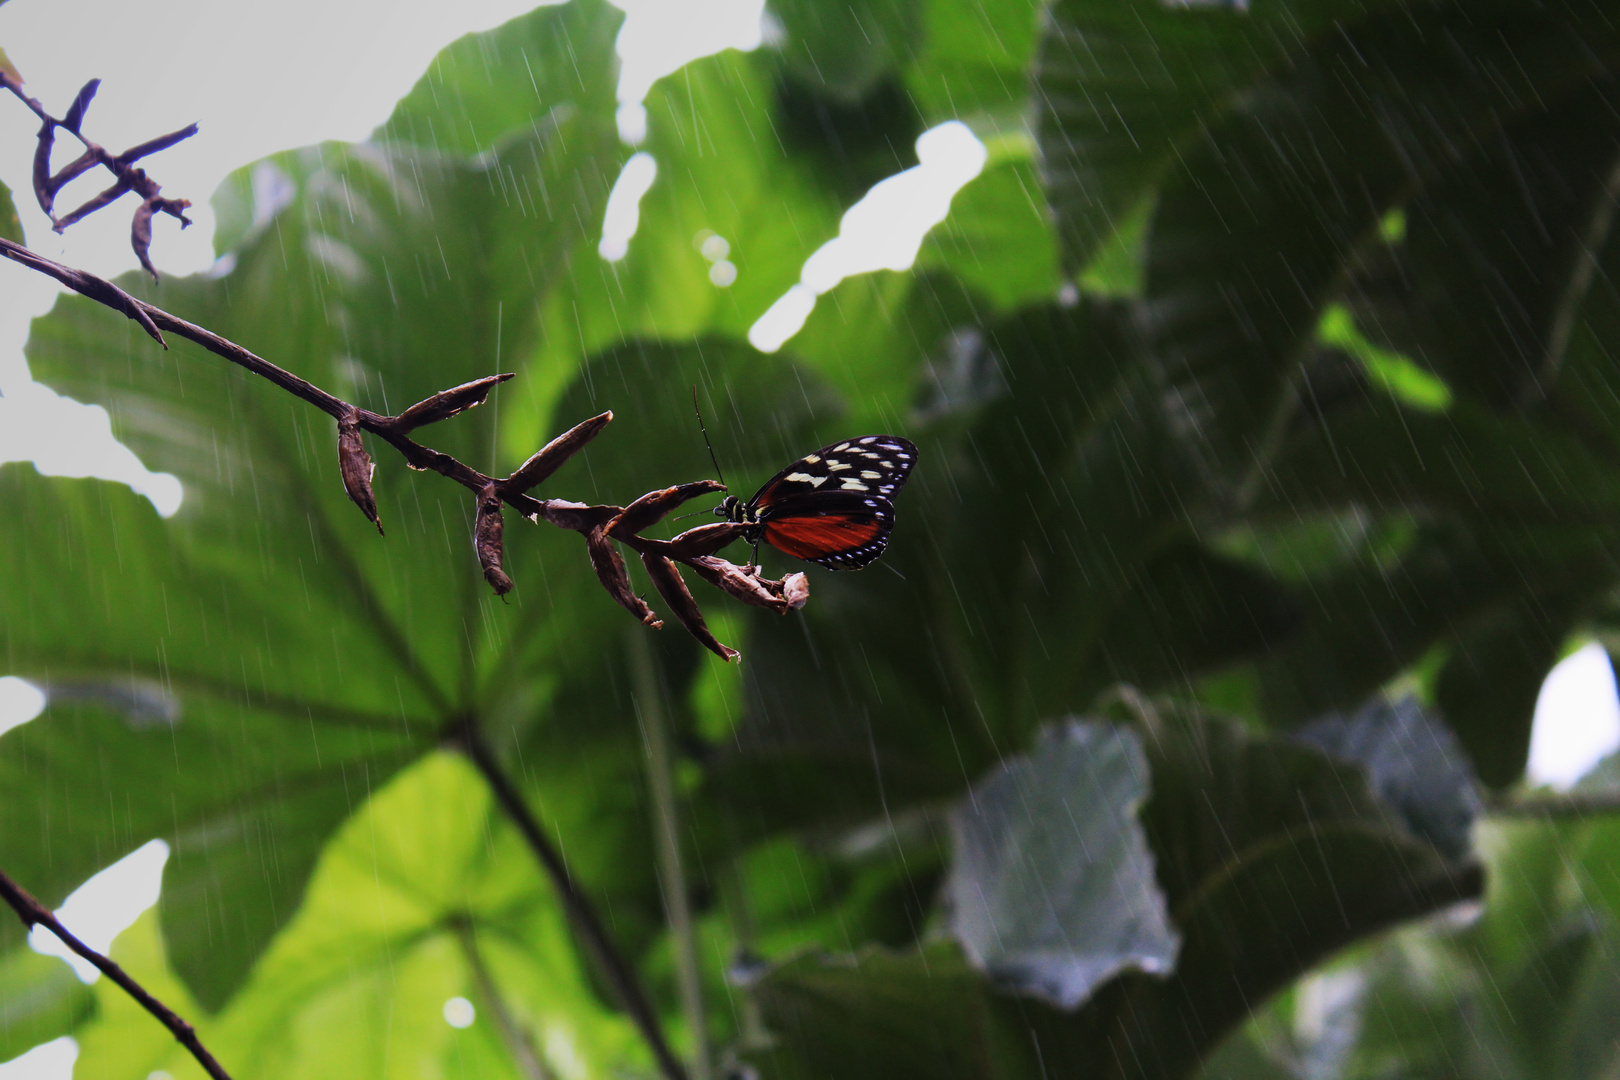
(453, 721), (689, 1080)
(0, 866), (234, 1080)
(450, 918), (553, 1080)
(629, 631), (713, 1080)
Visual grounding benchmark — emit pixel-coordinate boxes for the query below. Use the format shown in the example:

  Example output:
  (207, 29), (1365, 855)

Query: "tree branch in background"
(451, 720), (691, 1080)
(0, 867), (234, 1080)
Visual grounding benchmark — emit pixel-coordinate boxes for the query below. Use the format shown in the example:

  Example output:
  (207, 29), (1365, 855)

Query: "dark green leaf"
(947, 721), (1178, 1009)
(746, 943), (1042, 1080)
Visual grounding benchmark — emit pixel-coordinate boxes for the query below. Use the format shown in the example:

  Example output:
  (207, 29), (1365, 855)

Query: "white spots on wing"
(785, 472), (818, 483)
(840, 479), (869, 491)
(834, 443), (851, 452)
(828, 461), (852, 471)
(860, 436), (877, 444)
(803, 454), (821, 463)
(860, 470), (881, 479)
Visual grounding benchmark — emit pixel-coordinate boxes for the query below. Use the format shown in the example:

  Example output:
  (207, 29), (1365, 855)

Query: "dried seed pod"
(475, 483), (513, 596)
(337, 412), (383, 534)
(61, 79), (99, 133)
(508, 411), (614, 494)
(131, 197), (157, 279)
(588, 525), (659, 627)
(31, 119), (56, 218)
(608, 480), (725, 539)
(666, 521), (748, 559)
(389, 373), (514, 434)
(685, 556), (803, 614)
(643, 553), (738, 661)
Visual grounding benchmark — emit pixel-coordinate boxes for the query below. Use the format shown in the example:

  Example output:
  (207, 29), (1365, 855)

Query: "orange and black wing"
(757, 491), (896, 570)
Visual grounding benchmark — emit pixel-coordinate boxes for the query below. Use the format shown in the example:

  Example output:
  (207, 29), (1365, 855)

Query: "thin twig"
(0, 867), (233, 1080)
(629, 631), (713, 1080)
(452, 721), (690, 1080)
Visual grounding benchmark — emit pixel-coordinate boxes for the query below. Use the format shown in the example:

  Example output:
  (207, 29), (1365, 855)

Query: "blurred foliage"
(5, 0), (1620, 1077)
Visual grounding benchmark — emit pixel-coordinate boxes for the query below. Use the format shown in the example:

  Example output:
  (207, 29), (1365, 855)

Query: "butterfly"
(712, 436), (918, 570)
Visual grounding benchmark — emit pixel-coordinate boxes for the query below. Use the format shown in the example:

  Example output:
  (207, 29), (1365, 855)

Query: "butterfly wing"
(757, 490), (896, 570)
(747, 435), (918, 510)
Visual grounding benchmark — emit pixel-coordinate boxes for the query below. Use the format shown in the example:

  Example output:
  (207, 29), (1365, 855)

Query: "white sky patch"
(748, 121), (988, 353)
(1528, 641), (1620, 789)
(0, 1036), (76, 1080)
(0, 677), (47, 738)
(598, 152), (659, 261)
(30, 840), (170, 983)
(611, 0), (764, 144)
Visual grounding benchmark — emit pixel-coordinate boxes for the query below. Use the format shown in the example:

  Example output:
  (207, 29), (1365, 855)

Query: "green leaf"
(1036, 0), (1398, 269)
(0, 179), (21, 245)
(947, 721), (1178, 1009)
(14, 82), (623, 1004)
(0, 947), (95, 1061)
(769, 0), (921, 104)
(1341, 81), (1620, 412)
(72, 753), (645, 1080)
(0, 467), (424, 1007)
(916, 155), (1060, 311)
(1140, 1), (1620, 475)
(374, 0), (623, 155)
(905, 0), (1043, 137)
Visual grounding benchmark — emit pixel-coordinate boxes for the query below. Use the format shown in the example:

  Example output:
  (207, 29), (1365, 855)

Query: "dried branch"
(453, 721), (690, 1080)
(0, 234), (804, 660)
(1, 73), (195, 277)
(0, 866), (233, 1080)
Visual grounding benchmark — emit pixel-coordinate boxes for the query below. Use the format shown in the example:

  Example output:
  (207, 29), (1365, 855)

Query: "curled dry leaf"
(337, 411), (383, 534)
(685, 556), (808, 614)
(608, 480), (725, 539)
(390, 373), (514, 433)
(508, 411), (613, 493)
(588, 525), (659, 627)
(642, 553), (738, 662)
(60, 78), (98, 133)
(475, 483), (513, 596)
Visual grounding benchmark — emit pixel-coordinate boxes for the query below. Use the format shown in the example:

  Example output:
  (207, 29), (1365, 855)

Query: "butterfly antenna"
(692, 384), (728, 489)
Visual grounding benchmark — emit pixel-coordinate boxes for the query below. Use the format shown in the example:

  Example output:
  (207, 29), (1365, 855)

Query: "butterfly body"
(715, 435), (917, 570)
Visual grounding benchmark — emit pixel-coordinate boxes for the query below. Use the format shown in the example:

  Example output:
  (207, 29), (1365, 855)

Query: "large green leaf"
(374, 0), (623, 155)
(741, 705), (1479, 1080)
(1036, 0), (1400, 269)
(1141, 0), (1620, 477)
(72, 753), (645, 1080)
(10, 61), (624, 1006)
(0, 467), (423, 1008)
(946, 721), (1178, 1008)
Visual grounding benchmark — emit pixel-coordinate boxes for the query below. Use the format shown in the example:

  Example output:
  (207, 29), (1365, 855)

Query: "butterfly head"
(714, 494), (746, 523)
